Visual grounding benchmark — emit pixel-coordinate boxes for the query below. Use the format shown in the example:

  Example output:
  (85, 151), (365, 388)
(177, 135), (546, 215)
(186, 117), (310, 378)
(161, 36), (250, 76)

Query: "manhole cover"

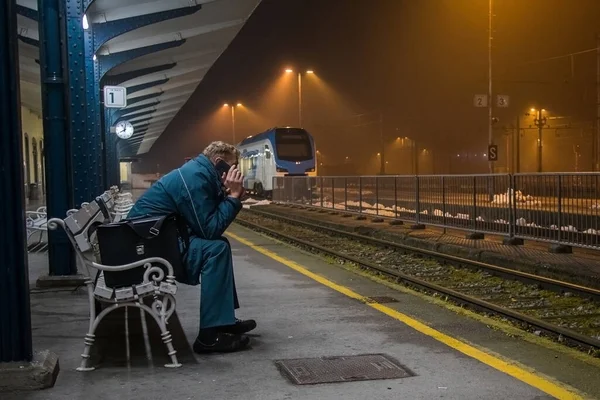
(365, 296), (398, 304)
(274, 354), (413, 385)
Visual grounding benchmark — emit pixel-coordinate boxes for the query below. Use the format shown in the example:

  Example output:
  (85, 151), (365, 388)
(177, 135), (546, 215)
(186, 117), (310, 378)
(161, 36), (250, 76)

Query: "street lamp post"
(223, 103), (242, 144)
(285, 68), (313, 127)
(488, 0), (493, 175)
(530, 108), (547, 173)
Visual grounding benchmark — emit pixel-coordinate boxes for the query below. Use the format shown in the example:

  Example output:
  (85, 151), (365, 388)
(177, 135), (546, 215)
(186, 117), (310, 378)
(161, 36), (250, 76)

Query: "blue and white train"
(237, 127), (316, 197)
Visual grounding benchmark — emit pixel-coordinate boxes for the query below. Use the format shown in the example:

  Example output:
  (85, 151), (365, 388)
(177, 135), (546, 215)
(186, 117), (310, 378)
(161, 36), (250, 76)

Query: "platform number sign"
(496, 95), (509, 108)
(488, 145), (498, 161)
(103, 86), (127, 109)
(474, 94), (488, 108)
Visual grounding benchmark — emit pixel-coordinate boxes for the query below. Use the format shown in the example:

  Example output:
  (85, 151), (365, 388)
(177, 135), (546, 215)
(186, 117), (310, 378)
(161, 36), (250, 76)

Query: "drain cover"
(274, 354), (413, 385)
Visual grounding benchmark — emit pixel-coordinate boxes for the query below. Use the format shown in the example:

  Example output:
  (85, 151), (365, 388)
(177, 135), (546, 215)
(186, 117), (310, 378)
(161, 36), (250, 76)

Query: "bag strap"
(148, 214), (168, 236)
(124, 214), (171, 239)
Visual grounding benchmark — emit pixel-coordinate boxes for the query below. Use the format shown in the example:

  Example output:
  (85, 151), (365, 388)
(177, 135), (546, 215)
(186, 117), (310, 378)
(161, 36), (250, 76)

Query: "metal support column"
(515, 116), (521, 173)
(84, 26), (104, 196)
(38, 0), (76, 275)
(0, 0), (33, 362)
(379, 112), (385, 175)
(104, 108), (123, 187)
(596, 33), (600, 171)
(66, 0), (101, 206)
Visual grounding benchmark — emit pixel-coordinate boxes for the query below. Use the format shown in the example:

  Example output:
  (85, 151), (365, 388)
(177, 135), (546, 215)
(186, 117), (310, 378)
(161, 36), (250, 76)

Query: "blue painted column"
(0, 0), (33, 362)
(83, 27), (104, 196)
(66, 0), (102, 206)
(38, 0), (77, 276)
(103, 107), (120, 187)
(109, 117), (120, 187)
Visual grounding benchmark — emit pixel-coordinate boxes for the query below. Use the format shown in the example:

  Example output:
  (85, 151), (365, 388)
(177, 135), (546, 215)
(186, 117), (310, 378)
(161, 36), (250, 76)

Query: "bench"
(24, 186), (134, 246)
(48, 198), (182, 371)
(26, 206), (48, 244)
(85, 189), (134, 223)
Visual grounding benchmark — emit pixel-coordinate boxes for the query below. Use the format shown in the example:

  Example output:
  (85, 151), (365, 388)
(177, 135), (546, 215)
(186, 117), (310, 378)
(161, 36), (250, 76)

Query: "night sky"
(137, 0), (600, 174)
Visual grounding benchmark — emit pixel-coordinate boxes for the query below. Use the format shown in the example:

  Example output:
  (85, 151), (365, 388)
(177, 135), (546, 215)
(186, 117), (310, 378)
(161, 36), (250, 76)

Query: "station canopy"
(17, 0), (261, 156)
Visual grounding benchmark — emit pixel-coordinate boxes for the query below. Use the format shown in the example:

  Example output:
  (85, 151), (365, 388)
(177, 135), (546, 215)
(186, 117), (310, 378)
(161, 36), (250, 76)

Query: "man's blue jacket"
(127, 154), (243, 280)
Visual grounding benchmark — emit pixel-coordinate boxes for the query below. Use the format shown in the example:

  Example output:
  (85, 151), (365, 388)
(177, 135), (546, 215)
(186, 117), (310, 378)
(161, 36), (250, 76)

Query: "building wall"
(20, 106), (44, 187)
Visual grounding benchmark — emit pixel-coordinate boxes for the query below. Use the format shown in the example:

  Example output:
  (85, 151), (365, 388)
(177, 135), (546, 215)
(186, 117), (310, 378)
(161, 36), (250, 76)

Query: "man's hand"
(224, 166), (244, 198)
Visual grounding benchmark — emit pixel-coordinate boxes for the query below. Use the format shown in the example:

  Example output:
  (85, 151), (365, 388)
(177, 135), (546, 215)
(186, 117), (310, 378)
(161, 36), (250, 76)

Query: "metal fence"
(272, 173), (600, 250)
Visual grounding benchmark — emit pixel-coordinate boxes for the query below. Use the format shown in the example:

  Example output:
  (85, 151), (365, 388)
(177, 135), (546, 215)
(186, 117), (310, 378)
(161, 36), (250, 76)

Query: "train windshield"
(274, 128), (313, 161)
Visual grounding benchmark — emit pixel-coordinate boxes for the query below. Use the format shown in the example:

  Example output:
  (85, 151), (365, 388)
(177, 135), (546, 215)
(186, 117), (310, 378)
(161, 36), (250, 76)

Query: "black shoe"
(219, 318), (257, 335)
(193, 332), (250, 354)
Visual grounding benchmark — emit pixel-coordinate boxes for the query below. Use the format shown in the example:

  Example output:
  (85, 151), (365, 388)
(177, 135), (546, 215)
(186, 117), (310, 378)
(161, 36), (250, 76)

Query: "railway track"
(236, 206), (600, 355)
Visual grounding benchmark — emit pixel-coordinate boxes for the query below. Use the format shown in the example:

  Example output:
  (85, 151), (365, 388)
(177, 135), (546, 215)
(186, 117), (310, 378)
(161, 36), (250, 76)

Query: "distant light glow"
(376, 152), (381, 156)
(82, 14), (89, 30)
(306, 70), (314, 74)
(223, 103), (229, 107)
(530, 108), (536, 112)
(285, 68), (293, 73)
(483, 153), (487, 157)
(236, 103), (242, 107)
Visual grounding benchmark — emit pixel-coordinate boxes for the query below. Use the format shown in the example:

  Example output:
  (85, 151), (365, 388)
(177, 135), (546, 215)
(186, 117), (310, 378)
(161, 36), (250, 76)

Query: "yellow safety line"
(227, 231), (585, 400)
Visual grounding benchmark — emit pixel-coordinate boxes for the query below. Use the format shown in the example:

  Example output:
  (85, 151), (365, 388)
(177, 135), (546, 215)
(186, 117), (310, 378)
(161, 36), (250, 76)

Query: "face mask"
(215, 159), (231, 177)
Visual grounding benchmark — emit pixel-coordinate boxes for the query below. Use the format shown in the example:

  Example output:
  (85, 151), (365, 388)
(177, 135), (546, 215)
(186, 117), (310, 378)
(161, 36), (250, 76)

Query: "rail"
(272, 173), (600, 250)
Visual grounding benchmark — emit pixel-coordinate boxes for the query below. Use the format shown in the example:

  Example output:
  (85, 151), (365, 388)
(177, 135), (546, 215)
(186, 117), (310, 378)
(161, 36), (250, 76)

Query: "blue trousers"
(183, 236), (239, 329)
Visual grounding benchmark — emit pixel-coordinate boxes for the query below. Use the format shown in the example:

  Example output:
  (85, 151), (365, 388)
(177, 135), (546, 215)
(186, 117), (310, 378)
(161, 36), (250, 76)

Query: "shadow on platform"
(88, 306), (196, 369)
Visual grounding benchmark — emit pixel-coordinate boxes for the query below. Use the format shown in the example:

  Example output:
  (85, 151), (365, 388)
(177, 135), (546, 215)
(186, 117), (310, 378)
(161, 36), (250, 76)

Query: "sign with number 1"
(104, 86), (127, 109)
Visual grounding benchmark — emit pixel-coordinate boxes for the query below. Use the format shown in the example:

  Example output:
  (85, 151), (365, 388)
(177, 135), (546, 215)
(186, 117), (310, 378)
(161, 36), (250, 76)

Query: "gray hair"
(202, 141), (240, 162)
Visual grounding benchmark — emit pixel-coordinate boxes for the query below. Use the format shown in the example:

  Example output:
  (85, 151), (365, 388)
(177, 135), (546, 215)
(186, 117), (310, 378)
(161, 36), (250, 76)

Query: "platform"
(8, 225), (600, 399)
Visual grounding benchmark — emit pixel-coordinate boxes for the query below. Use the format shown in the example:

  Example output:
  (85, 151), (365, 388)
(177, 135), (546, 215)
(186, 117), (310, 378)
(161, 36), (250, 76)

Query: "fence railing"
(272, 173), (600, 250)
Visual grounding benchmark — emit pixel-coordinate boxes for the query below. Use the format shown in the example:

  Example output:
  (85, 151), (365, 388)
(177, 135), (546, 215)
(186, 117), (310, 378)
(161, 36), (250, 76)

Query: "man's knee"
(206, 238), (231, 258)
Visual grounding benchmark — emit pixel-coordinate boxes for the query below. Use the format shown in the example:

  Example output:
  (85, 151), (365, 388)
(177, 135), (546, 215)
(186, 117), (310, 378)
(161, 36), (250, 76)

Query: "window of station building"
(32, 137), (39, 182)
(24, 133), (30, 185)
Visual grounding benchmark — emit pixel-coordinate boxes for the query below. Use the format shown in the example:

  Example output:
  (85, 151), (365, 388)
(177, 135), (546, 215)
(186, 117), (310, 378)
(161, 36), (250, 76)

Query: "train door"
(263, 143), (272, 191)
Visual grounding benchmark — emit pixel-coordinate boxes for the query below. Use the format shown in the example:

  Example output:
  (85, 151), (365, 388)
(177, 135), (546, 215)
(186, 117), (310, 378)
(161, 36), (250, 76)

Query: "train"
(237, 127), (316, 197)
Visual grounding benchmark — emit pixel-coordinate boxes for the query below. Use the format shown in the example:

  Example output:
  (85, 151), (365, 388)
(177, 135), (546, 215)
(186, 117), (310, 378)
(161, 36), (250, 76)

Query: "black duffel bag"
(96, 213), (189, 288)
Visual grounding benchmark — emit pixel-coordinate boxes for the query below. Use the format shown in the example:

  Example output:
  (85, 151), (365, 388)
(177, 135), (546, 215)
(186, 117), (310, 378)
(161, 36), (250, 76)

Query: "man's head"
(202, 141), (240, 167)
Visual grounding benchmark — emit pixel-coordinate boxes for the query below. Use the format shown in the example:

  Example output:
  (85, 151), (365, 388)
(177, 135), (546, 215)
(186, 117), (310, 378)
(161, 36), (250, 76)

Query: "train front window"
(275, 128), (313, 161)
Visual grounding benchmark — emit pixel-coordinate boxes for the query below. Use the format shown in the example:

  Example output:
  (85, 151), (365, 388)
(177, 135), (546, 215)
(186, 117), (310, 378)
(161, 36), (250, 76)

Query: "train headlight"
(306, 168), (315, 172)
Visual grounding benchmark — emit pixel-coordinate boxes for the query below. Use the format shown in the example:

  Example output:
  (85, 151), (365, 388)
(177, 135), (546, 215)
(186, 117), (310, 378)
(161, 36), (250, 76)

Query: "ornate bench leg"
(77, 333), (96, 371)
(161, 330), (182, 368)
(139, 303), (182, 368)
(77, 303), (119, 372)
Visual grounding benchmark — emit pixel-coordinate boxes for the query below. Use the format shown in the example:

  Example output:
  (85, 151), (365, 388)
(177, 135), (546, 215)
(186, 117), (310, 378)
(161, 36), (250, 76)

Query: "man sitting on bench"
(127, 141), (255, 353)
